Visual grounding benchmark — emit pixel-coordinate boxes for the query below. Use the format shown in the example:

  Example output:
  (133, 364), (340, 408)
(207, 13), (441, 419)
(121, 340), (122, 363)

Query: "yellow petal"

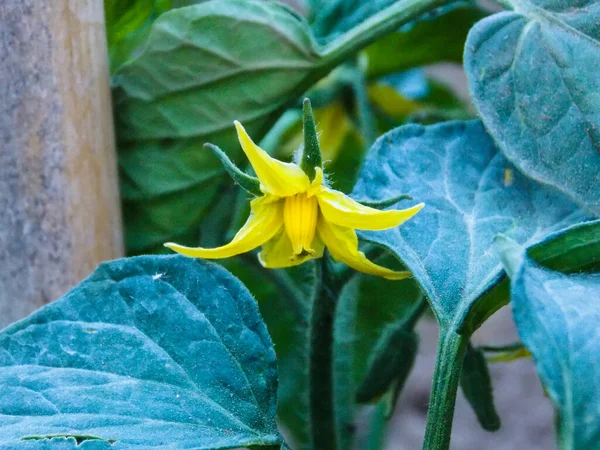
(165, 196), (283, 259)
(234, 121), (309, 197)
(317, 218), (410, 280)
(258, 230), (324, 269)
(317, 187), (424, 230)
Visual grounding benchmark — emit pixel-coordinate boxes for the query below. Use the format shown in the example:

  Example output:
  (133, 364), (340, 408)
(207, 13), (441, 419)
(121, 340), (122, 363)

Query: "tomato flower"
(165, 100), (423, 280)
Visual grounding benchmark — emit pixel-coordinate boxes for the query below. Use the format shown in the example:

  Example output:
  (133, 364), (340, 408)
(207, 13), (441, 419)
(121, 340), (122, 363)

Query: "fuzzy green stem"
(309, 256), (340, 450)
(320, 0), (454, 67)
(422, 329), (469, 450)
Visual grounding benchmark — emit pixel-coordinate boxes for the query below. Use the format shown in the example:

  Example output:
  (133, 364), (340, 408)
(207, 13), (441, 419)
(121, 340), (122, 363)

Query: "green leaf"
(528, 219), (600, 273)
(300, 99), (324, 180)
(497, 250), (600, 450)
(464, 1), (600, 215)
(113, 1), (320, 143)
(104, 0), (172, 70)
(351, 120), (588, 334)
(0, 255), (281, 448)
(204, 143), (262, 197)
(355, 295), (425, 406)
(365, 6), (487, 78)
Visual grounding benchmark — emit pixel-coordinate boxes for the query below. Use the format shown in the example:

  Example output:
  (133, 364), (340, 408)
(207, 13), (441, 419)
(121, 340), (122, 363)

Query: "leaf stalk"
(422, 329), (469, 450)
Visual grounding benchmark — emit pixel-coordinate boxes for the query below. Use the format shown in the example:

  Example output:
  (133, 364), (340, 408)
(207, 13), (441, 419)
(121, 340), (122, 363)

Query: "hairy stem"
(422, 329), (469, 450)
(309, 256), (340, 450)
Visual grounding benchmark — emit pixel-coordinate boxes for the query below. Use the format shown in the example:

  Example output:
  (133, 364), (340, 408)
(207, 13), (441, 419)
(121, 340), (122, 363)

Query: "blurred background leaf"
(105, 0), (173, 70)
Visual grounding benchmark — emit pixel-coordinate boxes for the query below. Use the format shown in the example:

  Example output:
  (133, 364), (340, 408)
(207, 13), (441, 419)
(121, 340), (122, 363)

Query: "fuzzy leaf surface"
(0, 256), (280, 449)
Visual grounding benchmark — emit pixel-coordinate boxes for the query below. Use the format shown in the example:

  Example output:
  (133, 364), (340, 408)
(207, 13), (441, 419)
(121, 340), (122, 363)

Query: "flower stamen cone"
(284, 193), (319, 256)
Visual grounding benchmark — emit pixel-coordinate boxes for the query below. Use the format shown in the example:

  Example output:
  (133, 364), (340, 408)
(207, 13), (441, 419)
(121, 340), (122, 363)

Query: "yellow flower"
(165, 104), (423, 280)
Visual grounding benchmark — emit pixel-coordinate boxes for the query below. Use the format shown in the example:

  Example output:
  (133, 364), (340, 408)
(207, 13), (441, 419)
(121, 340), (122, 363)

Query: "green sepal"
(300, 98), (323, 181)
(355, 326), (418, 404)
(460, 344), (501, 432)
(357, 193), (413, 210)
(355, 299), (426, 405)
(204, 143), (262, 197)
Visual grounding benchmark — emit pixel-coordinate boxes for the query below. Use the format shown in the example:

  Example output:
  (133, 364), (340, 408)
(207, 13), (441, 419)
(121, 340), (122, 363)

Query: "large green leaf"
(497, 243), (600, 450)
(365, 6), (487, 78)
(113, 1), (320, 143)
(0, 255), (281, 449)
(464, 0), (600, 215)
(104, 0), (173, 70)
(351, 120), (587, 333)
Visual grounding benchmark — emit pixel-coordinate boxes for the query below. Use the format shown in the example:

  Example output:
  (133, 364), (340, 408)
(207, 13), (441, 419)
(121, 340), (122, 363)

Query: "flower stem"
(422, 329), (469, 450)
(309, 255), (340, 450)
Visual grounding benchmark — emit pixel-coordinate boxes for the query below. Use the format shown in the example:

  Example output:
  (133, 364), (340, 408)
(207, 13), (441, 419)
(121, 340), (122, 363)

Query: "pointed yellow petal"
(317, 187), (424, 230)
(258, 230), (324, 269)
(317, 218), (410, 280)
(234, 121), (309, 197)
(165, 196), (283, 259)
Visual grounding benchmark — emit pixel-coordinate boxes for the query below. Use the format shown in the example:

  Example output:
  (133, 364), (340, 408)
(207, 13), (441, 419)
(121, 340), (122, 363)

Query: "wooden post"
(0, 1), (123, 327)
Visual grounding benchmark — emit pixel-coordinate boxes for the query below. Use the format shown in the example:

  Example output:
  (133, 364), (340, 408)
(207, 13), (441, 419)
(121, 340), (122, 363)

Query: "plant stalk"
(309, 255), (340, 450)
(320, 0), (454, 67)
(422, 329), (469, 450)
